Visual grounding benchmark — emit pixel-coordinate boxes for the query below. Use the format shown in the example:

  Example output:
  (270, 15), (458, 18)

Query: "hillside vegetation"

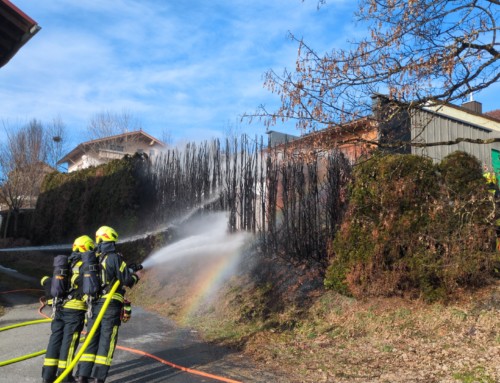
(3, 150), (500, 382)
(127, 151), (499, 382)
(129, 243), (500, 383)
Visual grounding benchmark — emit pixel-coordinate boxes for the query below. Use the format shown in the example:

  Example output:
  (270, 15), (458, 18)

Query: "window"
(109, 144), (124, 152)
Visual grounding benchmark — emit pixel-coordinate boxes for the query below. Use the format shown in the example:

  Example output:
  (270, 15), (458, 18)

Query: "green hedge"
(325, 151), (500, 301)
(32, 154), (151, 244)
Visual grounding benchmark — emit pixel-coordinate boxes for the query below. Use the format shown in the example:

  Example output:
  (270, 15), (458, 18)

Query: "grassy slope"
(2, 246), (498, 382)
(128, 257), (500, 383)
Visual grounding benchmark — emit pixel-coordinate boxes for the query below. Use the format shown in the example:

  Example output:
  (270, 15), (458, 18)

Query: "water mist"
(141, 212), (252, 319)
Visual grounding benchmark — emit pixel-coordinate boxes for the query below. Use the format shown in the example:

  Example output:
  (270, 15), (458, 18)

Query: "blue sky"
(1, 0), (355, 148)
(1, 0), (499, 150)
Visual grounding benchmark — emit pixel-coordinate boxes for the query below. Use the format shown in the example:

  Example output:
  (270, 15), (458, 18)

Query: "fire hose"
(0, 318), (51, 332)
(0, 284), (243, 383)
(54, 280), (120, 383)
(0, 317), (51, 367)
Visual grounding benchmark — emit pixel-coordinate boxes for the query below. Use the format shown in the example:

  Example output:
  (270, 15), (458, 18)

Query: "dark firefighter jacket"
(98, 242), (139, 303)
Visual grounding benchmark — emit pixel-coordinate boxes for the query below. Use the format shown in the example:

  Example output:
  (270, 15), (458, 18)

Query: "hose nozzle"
(129, 263), (143, 272)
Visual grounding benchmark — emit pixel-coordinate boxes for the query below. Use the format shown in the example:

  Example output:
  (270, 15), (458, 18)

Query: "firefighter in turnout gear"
(41, 235), (95, 383)
(76, 226), (139, 383)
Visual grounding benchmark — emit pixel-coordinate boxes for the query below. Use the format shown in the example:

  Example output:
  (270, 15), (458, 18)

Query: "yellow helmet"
(72, 235), (95, 252)
(95, 226), (118, 244)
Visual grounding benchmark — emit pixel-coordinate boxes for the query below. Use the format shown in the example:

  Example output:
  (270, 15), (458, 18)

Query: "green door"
(491, 149), (500, 186)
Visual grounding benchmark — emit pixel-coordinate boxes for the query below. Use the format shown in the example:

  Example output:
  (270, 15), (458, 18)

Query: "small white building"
(58, 130), (166, 173)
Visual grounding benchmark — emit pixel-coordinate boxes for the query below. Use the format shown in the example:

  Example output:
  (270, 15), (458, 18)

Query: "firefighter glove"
(121, 300), (132, 323)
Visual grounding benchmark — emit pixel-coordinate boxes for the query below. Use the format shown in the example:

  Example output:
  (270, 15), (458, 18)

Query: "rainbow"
(178, 252), (239, 322)
(141, 212), (251, 322)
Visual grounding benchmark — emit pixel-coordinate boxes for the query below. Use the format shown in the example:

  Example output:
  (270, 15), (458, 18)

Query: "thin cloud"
(3, 0), (493, 151)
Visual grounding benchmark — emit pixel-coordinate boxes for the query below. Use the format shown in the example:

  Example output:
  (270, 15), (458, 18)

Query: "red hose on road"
(1, 290), (243, 383)
(117, 344), (243, 383)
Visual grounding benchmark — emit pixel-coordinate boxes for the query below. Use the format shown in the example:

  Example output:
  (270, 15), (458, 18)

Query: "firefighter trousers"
(76, 299), (122, 381)
(42, 308), (86, 382)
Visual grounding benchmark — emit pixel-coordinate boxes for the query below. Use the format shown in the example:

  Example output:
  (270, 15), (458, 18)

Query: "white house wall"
(68, 154), (104, 173)
(66, 142), (161, 172)
(423, 104), (500, 132)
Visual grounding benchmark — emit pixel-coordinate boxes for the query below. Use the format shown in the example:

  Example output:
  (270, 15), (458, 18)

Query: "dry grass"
(131, 263), (500, 383)
(5, 244), (496, 383)
(241, 285), (500, 383)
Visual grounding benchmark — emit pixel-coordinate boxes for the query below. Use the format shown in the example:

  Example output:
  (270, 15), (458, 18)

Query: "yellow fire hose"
(0, 281), (118, 375)
(54, 280), (120, 383)
(0, 349), (47, 367)
(1, 282), (242, 383)
(0, 319), (51, 367)
(0, 281), (120, 370)
(0, 334), (88, 367)
(0, 319), (52, 366)
(0, 318), (51, 332)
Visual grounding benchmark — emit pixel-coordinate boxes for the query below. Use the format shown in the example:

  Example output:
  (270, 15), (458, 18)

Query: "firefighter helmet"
(95, 226), (118, 244)
(72, 235), (95, 252)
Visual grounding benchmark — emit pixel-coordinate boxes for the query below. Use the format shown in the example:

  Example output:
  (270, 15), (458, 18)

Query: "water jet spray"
(139, 212), (253, 320)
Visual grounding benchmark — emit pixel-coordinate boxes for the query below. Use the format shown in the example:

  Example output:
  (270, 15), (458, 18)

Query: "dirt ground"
(130, 262), (500, 383)
(2, 249), (499, 383)
(241, 287), (500, 383)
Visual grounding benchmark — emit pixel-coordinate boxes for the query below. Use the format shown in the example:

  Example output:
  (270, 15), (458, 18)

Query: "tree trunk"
(3, 209), (11, 239)
(13, 208), (19, 238)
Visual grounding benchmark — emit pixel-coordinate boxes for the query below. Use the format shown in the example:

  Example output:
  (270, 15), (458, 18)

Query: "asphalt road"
(0, 290), (283, 383)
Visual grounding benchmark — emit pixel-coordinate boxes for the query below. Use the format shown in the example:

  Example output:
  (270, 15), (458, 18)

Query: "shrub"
(325, 152), (499, 301)
(32, 154), (150, 244)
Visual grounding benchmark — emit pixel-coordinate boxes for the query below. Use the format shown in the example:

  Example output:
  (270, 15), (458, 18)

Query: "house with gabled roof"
(57, 130), (166, 173)
(268, 117), (379, 164)
(262, 95), (500, 219)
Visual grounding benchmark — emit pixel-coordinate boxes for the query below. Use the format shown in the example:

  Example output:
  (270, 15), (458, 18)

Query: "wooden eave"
(57, 130), (166, 165)
(0, 0), (40, 68)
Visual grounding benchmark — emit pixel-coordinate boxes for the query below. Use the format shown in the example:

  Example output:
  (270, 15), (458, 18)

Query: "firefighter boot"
(76, 377), (89, 383)
(92, 379), (105, 383)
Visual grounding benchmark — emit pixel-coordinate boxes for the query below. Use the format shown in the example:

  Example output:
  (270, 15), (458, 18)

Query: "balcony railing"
(98, 148), (125, 160)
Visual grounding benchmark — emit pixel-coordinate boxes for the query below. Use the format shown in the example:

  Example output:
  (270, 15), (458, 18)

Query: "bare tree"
(46, 116), (68, 170)
(0, 120), (53, 237)
(81, 110), (146, 159)
(86, 110), (142, 140)
(249, 0), (499, 139)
